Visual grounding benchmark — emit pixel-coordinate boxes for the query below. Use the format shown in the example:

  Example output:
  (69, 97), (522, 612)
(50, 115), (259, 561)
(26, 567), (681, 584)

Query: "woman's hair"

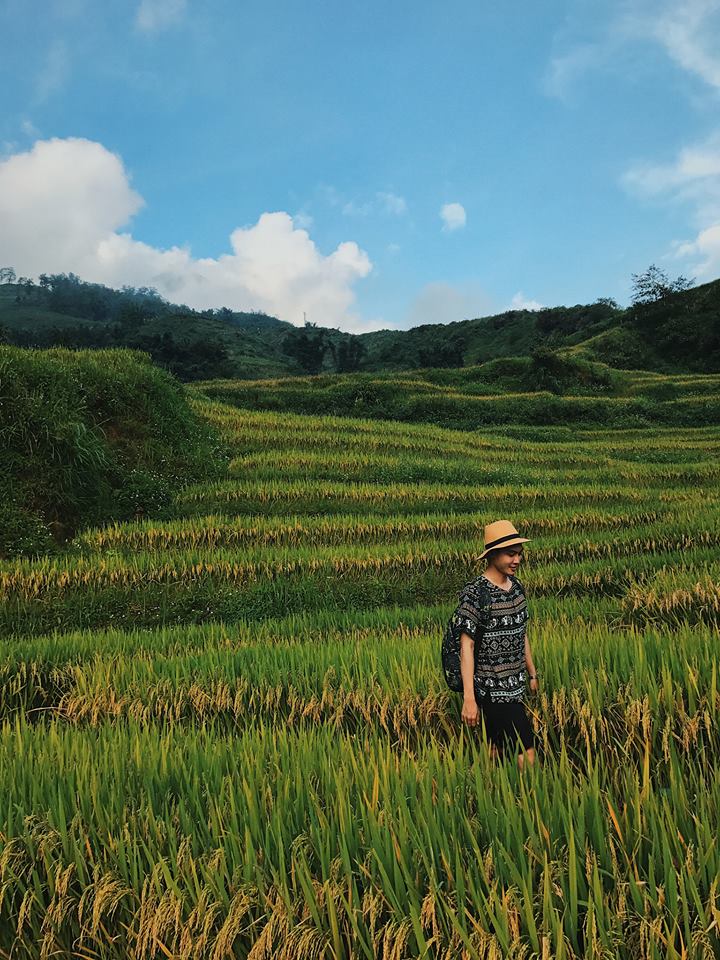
(485, 544), (524, 564)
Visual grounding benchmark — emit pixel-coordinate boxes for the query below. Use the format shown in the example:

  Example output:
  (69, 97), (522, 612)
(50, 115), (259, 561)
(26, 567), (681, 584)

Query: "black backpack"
(441, 580), (492, 692)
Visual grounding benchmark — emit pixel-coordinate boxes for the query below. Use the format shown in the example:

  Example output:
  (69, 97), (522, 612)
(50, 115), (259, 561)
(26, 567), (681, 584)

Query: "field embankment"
(197, 364), (720, 429)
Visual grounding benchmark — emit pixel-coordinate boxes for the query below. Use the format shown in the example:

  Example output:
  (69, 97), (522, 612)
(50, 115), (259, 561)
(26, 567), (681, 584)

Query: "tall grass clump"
(0, 346), (227, 556)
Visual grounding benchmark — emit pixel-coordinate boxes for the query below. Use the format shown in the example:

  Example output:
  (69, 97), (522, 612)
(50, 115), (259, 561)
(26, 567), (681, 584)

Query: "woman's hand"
(529, 677), (539, 695)
(462, 697), (479, 727)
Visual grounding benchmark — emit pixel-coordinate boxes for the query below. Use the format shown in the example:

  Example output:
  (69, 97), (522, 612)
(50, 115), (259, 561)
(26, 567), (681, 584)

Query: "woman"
(453, 519), (538, 767)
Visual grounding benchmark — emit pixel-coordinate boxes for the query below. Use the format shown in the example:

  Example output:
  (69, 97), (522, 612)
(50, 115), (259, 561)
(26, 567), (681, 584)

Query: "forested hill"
(1, 268), (719, 379)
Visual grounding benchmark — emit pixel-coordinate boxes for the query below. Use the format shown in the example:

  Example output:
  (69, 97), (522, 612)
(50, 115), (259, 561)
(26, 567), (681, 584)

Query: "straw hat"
(477, 519), (531, 560)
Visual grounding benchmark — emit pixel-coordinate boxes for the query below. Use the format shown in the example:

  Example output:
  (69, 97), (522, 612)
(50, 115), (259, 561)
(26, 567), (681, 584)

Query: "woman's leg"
(480, 700), (536, 765)
(509, 701), (536, 769)
(478, 701), (502, 760)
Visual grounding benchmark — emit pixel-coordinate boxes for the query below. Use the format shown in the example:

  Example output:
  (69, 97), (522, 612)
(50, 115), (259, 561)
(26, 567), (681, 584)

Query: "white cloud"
(342, 191), (407, 217)
(675, 224), (720, 277)
(293, 210), (313, 230)
(624, 137), (720, 196)
(543, 43), (611, 101)
(652, 0), (720, 90)
(0, 137), (373, 330)
(602, 4), (720, 281)
(136, 0), (188, 32)
(35, 39), (69, 102)
(623, 135), (720, 223)
(377, 192), (407, 215)
(624, 133), (720, 278)
(341, 199), (371, 216)
(510, 292), (544, 311)
(0, 138), (144, 269)
(544, 1), (720, 98)
(440, 202), (466, 232)
(403, 282), (492, 328)
(540, 2), (720, 284)
(20, 119), (40, 139)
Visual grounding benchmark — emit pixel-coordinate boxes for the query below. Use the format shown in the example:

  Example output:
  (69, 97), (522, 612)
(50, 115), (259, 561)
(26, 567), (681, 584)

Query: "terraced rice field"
(1, 401), (719, 958)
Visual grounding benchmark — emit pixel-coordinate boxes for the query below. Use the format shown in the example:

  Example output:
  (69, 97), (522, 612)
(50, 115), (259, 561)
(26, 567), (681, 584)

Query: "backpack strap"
(464, 579), (492, 632)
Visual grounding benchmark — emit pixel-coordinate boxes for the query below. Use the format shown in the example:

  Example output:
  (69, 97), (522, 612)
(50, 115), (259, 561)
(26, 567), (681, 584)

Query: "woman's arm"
(460, 632), (479, 725)
(524, 632), (538, 694)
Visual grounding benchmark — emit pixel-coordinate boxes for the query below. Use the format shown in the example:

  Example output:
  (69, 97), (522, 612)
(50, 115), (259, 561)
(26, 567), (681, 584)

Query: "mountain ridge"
(1, 270), (718, 378)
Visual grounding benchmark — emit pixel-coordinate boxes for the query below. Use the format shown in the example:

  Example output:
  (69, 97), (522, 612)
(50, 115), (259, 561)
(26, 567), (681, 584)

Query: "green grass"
(196, 367), (720, 428)
(0, 346), (226, 557)
(1, 393), (719, 957)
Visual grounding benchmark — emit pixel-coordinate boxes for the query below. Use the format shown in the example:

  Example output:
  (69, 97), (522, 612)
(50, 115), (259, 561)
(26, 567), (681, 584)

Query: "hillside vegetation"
(0, 392), (718, 955)
(0, 346), (225, 558)
(1, 267), (719, 379)
(4, 342), (719, 566)
(197, 359), (720, 429)
(0, 275), (295, 380)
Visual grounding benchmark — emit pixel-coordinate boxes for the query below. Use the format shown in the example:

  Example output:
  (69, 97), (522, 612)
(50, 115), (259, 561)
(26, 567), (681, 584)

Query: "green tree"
(116, 302), (149, 331)
(631, 264), (693, 306)
(417, 334), (465, 368)
(595, 296), (619, 310)
(334, 337), (366, 373)
(282, 323), (328, 374)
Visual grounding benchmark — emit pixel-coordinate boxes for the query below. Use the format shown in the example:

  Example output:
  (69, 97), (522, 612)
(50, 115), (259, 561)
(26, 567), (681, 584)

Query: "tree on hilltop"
(333, 336), (366, 373)
(282, 322), (329, 374)
(628, 264), (712, 366)
(631, 264), (693, 306)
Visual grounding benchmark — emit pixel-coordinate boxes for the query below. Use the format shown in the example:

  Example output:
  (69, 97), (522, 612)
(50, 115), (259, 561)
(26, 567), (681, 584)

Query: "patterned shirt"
(450, 574), (529, 702)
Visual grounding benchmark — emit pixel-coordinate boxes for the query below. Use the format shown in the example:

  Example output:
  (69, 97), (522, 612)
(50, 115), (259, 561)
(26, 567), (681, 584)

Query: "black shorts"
(477, 698), (534, 754)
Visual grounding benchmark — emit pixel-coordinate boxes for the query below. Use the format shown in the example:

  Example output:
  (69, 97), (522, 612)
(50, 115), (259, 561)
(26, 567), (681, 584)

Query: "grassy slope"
(0, 283), (88, 329)
(0, 389), (719, 953)
(0, 346), (226, 556)
(195, 361), (720, 428)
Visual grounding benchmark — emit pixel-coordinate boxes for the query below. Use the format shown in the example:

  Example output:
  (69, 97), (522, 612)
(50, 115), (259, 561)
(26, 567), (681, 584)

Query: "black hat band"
(484, 532), (524, 550)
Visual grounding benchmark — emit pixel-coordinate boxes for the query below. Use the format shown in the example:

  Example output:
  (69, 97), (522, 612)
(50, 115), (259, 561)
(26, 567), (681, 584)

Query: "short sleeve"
(451, 586), (490, 641)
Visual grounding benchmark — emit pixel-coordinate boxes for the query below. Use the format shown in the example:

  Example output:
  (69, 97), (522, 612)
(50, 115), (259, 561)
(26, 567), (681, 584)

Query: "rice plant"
(1, 398), (719, 957)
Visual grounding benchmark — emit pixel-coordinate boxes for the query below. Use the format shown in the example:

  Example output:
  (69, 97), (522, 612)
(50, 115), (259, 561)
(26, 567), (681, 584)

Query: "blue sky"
(1, 0), (720, 331)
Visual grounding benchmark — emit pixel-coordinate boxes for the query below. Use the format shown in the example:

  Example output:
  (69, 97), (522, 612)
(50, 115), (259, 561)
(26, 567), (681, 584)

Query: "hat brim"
(476, 536), (531, 561)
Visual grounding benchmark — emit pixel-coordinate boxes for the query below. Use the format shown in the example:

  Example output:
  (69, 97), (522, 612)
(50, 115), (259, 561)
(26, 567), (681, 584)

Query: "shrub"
(0, 346), (227, 552)
(0, 495), (55, 560)
(113, 468), (173, 519)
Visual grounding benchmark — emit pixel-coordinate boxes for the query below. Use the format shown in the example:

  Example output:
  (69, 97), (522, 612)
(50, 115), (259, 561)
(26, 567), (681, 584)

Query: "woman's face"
(489, 545), (524, 577)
